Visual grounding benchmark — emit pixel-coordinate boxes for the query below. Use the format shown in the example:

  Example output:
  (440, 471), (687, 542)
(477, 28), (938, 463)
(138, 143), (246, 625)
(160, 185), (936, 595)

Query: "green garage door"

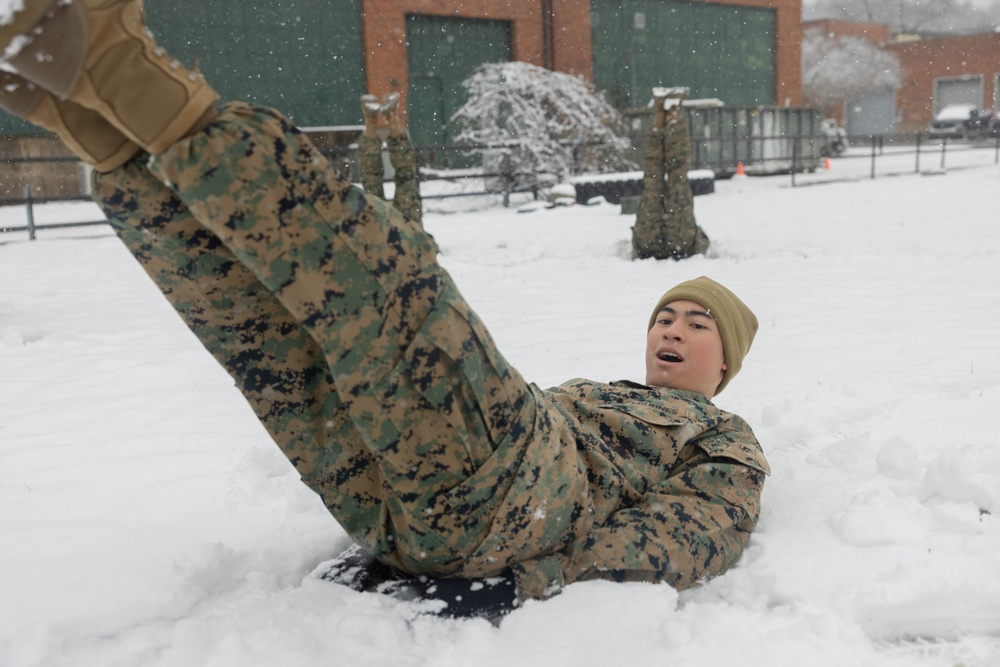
(406, 15), (512, 152)
(0, 0), (366, 135)
(148, 0), (366, 127)
(591, 0), (775, 110)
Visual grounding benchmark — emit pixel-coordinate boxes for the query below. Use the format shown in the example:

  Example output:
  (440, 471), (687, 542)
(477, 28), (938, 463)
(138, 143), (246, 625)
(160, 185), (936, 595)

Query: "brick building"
(804, 18), (1000, 135)
(363, 0), (802, 147)
(887, 32), (1000, 133)
(801, 19), (896, 133)
(803, 19), (890, 44)
(1, 0), (803, 147)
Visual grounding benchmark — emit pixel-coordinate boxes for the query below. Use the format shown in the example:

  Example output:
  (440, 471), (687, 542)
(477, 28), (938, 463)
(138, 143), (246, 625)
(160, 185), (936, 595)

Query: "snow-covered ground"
(2, 151), (999, 667)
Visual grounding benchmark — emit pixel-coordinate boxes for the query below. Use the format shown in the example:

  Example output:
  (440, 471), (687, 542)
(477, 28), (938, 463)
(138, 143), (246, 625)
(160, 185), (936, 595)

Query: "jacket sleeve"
(509, 441), (766, 601)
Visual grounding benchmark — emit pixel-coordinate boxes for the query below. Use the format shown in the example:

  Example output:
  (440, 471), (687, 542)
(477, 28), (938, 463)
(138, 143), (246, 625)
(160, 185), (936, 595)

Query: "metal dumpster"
(626, 104), (825, 178)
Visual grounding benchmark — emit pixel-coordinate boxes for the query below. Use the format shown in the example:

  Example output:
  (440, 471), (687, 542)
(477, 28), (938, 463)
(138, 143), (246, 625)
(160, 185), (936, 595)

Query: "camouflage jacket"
(509, 379), (770, 600)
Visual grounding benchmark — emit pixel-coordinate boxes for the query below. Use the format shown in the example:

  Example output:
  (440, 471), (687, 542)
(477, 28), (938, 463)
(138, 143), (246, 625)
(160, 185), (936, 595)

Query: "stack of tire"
(573, 171), (715, 206)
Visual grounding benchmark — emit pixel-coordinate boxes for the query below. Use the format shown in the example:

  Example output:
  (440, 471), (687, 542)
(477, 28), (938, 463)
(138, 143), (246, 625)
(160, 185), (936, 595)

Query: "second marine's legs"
(382, 92), (423, 224)
(358, 94), (386, 200)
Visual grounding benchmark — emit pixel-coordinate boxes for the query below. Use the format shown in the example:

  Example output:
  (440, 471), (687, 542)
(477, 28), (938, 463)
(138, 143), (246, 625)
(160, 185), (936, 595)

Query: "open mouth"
(658, 351), (683, 363)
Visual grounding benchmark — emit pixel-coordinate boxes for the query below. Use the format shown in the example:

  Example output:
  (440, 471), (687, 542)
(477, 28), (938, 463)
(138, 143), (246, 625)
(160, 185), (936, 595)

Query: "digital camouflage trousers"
(632, 113), (709, 260)
(93, 102), (588, 581)
(358, 132), (422, 224)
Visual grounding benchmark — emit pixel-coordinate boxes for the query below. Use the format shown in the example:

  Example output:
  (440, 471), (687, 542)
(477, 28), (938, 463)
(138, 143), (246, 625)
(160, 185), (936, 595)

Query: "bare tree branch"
(804, 0), (995, 34)
(801, 29), (902, 108)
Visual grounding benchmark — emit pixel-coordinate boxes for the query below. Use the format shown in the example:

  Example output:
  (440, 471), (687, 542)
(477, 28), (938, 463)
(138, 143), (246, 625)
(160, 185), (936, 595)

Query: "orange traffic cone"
(736, 161), (745, 176)
(824, 157), (832, 170)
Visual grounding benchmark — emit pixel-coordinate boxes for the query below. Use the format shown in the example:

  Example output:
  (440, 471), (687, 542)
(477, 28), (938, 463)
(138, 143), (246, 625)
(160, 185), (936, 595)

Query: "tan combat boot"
(0, 0), (219, 155)
(0, 71), (139, 172)
(381, 92), (404, 138)
(360, 93), (382, 139)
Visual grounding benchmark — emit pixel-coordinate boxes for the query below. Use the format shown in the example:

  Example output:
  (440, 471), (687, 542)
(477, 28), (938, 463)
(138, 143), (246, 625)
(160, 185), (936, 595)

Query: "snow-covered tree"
(803, 0), (997, 34)
(450, 61), (633, 191)
(802, 29), (902, 111)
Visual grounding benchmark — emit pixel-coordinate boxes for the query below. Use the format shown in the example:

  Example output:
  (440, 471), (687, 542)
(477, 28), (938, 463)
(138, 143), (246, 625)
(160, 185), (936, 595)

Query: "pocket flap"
(602, 402), (687, 427)
(694, 434), (771, 475)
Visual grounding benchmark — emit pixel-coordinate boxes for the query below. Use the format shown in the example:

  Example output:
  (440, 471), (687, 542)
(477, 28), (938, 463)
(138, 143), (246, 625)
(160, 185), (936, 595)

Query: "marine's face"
(645, 299), (727, 399)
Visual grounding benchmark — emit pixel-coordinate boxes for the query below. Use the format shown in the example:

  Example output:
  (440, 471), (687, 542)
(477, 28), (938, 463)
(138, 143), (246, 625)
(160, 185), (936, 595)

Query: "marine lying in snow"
(0, 0), (769, 621)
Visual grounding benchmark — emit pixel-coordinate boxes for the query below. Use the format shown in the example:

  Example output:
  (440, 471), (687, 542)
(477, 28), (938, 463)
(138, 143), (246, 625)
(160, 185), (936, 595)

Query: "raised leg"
(146, 102), (589, 576)
(1, 0), (590, 578)
(92, 157), (391, 554)
(662, 106), (709, 257)
(358, 94), (386, 199)
(382, 92), (423, 224)
(632, 94), (669, 259)
(632, 88), (709, 260)
(385, 132), (422, 224)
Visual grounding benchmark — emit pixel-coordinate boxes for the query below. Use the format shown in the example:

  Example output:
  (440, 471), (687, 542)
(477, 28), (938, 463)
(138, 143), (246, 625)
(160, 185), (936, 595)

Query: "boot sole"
(0, 0), (59, 61)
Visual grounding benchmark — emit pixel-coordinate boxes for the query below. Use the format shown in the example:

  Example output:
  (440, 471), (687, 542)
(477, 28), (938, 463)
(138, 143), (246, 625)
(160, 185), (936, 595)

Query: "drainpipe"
(542, 0), (554, 70)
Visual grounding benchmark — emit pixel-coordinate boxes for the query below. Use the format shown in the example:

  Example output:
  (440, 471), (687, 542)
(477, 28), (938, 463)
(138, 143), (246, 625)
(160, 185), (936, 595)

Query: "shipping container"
(627, 105), (825, 177)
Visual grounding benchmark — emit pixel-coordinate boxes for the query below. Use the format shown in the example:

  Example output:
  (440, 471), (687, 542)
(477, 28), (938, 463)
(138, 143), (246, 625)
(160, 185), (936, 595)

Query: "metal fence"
(322, 141), (581, 204)
(3, 131), (999, 240)
(788, 133), (1000, 187)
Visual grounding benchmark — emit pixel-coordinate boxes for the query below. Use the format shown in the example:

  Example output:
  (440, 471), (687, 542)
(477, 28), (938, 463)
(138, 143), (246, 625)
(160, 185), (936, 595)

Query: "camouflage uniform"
(358, 132), (422, 224)
(633, 106), (710, 260)
(94, 103), (768, 602)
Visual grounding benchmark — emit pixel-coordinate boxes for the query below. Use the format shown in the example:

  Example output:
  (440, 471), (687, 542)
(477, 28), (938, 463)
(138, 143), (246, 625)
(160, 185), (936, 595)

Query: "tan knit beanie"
(648, 276), (758, 395)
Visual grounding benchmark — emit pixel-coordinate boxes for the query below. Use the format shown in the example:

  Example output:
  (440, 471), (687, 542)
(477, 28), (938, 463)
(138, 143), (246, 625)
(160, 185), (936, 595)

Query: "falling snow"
(2, 150), (999, 666)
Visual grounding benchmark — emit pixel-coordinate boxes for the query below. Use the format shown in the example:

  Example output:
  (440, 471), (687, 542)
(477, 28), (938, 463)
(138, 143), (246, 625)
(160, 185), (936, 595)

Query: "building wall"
(0, 0), (369, 136)
(593, 1), (778, 108)
(148, 0), (368, 129)
(802, 19), (890, 44)
(888, 33), (1000, 132)
(362, 0), (799, 117)
(0, 0), (800, 136)
(361, 0), (592, 122)
(551, 0), (595, 77)
(801, 19), (892, 126)
(697, 0), (803, 107)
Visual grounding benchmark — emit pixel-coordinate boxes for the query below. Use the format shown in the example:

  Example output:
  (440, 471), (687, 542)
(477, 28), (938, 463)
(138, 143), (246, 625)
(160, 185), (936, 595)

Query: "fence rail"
(0, 186), (105, 240)
(788, 133), (1000, 187)
(3, 132), (999, 240)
